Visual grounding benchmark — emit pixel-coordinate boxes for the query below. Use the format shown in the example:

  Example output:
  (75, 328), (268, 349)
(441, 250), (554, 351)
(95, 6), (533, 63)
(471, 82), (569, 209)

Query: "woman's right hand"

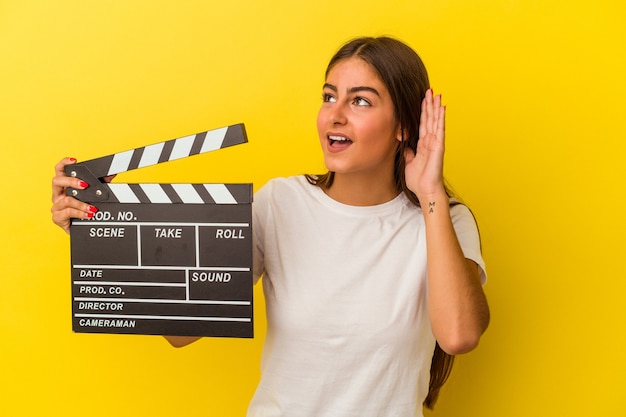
(51, 157), (99, 234)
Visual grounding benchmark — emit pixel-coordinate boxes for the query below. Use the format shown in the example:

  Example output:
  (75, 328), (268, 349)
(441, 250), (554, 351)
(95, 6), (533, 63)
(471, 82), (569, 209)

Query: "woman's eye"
(322, 93), (336, 103)
(353, 97), (370, 106)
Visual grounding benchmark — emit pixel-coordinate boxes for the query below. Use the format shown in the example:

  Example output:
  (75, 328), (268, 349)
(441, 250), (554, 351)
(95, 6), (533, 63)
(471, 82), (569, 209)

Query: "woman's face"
(317, 57), (400, 180)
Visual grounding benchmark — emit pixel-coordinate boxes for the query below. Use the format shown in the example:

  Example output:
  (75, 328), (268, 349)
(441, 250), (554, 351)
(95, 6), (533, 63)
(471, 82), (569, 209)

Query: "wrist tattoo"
(428, 201), (435, 214)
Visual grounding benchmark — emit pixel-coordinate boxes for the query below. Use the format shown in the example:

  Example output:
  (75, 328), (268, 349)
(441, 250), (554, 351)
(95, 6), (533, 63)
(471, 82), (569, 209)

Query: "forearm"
(164, 335), (201, 348)
(421, 191), (490, 355)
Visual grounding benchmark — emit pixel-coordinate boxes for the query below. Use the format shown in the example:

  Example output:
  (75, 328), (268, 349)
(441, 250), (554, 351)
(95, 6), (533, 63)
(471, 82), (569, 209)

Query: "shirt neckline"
(300, 176), (409, 217)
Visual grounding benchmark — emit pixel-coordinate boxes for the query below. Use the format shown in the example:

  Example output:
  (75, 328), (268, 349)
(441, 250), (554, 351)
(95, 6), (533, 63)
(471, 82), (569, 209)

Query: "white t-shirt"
(248, 176), (485, 417)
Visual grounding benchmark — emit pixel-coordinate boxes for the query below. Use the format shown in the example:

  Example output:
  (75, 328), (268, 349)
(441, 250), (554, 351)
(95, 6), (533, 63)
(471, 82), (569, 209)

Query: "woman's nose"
(329, 103), (347, 125)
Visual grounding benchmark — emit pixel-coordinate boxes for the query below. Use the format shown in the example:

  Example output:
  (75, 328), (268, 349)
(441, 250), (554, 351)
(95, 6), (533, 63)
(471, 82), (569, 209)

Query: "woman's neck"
(324, 172), (398, 206)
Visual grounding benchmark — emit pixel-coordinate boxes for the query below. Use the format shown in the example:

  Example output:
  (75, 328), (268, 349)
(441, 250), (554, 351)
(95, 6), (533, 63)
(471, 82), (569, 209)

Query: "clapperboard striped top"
(81, 124), (247, 177)
(107, 183), (251, 204)
(65, 124), (250, 204)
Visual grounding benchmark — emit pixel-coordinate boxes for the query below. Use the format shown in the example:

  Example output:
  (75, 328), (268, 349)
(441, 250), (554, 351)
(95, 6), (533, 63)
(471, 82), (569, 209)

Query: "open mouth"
(328, 135), (353, 147)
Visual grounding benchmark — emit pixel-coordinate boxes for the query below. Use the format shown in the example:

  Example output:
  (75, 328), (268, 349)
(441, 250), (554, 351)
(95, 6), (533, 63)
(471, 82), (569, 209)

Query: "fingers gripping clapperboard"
(66, 123), (253, 338)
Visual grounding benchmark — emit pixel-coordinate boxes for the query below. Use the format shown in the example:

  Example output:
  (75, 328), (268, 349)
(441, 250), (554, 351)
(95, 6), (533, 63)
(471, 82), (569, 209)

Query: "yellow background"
(1, 1), (625, 416)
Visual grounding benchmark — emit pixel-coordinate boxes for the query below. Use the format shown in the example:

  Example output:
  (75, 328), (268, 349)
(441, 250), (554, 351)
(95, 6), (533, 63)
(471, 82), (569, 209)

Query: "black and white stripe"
(79, 123), (247, 178)
(106, 183), (252, 204)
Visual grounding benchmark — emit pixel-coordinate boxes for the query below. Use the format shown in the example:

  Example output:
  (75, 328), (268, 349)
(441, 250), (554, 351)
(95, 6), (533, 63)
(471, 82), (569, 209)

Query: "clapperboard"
(65, 123), (253, 338)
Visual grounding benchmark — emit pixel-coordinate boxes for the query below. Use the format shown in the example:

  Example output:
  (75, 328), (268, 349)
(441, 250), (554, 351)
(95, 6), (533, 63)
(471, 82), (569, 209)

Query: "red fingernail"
(86, 212), (94, 219)
(88, 205), (98, 213)
(79, 181), (89, 188)
(69, 158), (77, 163)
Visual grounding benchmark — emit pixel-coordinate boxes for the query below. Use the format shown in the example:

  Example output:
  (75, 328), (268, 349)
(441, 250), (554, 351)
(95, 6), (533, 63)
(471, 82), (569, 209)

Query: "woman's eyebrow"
(348, 86), (380, 97)
(322, 83), (380, 97)
(323, 83), (338, 92)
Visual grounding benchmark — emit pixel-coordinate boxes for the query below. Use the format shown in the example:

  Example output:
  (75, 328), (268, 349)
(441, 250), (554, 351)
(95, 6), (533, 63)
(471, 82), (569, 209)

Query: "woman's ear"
(396, 124), (405, 142)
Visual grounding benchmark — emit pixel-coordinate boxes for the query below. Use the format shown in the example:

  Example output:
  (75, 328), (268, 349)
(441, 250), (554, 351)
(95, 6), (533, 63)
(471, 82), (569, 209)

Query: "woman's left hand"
(404, 89), (446, 201)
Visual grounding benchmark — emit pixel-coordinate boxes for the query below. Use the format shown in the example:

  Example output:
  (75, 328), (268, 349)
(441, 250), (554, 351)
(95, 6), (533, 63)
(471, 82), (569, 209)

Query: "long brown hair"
(306, 36), (455, 409)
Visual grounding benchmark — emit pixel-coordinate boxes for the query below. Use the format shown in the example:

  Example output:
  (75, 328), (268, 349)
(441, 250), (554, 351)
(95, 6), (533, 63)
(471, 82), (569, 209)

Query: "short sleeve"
(450, 204), (487, 284)
(251, 182), (271, 284)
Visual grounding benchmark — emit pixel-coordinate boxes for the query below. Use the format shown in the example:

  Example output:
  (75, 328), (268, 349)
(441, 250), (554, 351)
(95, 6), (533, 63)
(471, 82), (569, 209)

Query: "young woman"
(52, 36), (489, 417)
